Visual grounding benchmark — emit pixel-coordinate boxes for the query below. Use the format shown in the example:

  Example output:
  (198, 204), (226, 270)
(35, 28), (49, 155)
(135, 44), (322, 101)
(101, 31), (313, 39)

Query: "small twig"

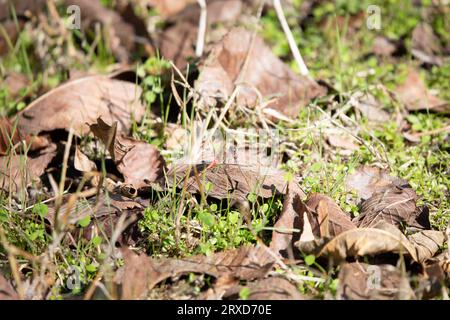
(273, 0), (309, 76)
(195, 0), (207, 57)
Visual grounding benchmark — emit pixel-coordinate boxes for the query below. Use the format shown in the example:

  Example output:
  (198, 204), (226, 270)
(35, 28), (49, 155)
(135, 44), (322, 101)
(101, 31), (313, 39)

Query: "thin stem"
(273, 0), (309, 76)
(195, 0), (207, 57)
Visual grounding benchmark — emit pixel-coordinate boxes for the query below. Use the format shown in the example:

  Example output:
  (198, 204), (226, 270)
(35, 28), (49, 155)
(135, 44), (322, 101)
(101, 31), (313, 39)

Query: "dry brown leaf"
(157, 0), (244, 69)
(0, 0), (45, 20)
(270, 191), (355, 256)
(306, 193), (356, 237)
(432, 252), (450, 278)
(337, 262), (415, 300)
(63, 0), (135, 62)
(74, 146), (97, 173)
(353, 93), (390, 123)
(354, 186), (428, 229)
(115, 244), (276, 298)
(345, 166), (408, 202)
(16, 75), (145, 137)
(412, 23), (444, 66)
(296, 221), (418, 263)
(116, 136), (165, 189)
(408, 230), (445, 263)
(0, 116), (22, 155)
(0, 20), (22, 56)
(89, 118), (120, 161)
(1, 117), (51, 156)
(0, 143), (57, 193)
(372, 36), (398, 57)
(326, 132), (359, 152)
(90, 118), (166, 189)
(396, 69), (449, 113)
(116, 248), (155, 300)
(224, 277), (305, 300)
(47, 192), (145, 245)
(166, 162), (302, 201)
(4, 72), (29, 99)
(270, 186), (309, 256)
(195, 28), (326, 118)
(0, 272), (19, 300)
(148, 0), (196, 17)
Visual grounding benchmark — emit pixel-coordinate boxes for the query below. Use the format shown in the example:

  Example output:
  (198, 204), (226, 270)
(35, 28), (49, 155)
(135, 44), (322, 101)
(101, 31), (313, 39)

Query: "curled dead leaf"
(412, 23), (444, 66)
(306, 194), (356, 237)
(0, 272), (19, 300)
(16, 75), (145, 137)
(74, 146), (97, 173)
(89, 118), (166, 189)
(345, 165), (408, 202)
(115, 244), (276, 299)
(296, 221), (418, 263)
(0, 143), (57, 194)
(63, 0), (136, 62)
(195, 28), (326, 118)
(270, 191), (355, 257)
(0, 116), (22, 155)
(47, 192), (146, 246)
(157, 0), (244, 69)
(337, 262), (415, 300)
(396, 69), (449, 113)
(408, 230), (445, 263)
(270, 187), (309, 256)
(166, 162), (302, 201)
(354, 186), (429, 230)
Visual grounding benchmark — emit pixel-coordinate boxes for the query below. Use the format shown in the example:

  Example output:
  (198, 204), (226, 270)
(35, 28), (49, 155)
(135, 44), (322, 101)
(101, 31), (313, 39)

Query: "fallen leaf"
(16, 75), (145, 137)
(166, 162), (303, 201)
(0, 272), (19, 300)
(396, 69), (449, 113)
(90, 118), (166, 189)
(115, 244), (276, 298)
(353, 186), (427, 229)
(148, 0), (196, 17)
(74, 146), (97, 173)
(372, 36), (398, 57)
(326, 131), (359, 152)
(411, 23), (444, 66)
(4, 72), (29, 98)
(297, 221), (418, 263)
(0, 0), (45, 20)
(270, 187), (309, 256)
(157, 0), (244, 69)
(0, 116), (22, 155)
(345, 165), (408, 202)
(352, 93), (390, 123)
(408, 230), (445, 263)
(270, 191), (355, 257)
(63, 0), (135, 62)
(337, 262), (415, 300)
(306, 193), (357, 237)
(0, 20), (22, 55)
(116, 248), (155, 300)
(195, 28), (326, 118)
(0, 143), (57, 193)
(224, 277), (305, 300)
(47, 192), (146, 245)
(116, 136), (166, 189)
